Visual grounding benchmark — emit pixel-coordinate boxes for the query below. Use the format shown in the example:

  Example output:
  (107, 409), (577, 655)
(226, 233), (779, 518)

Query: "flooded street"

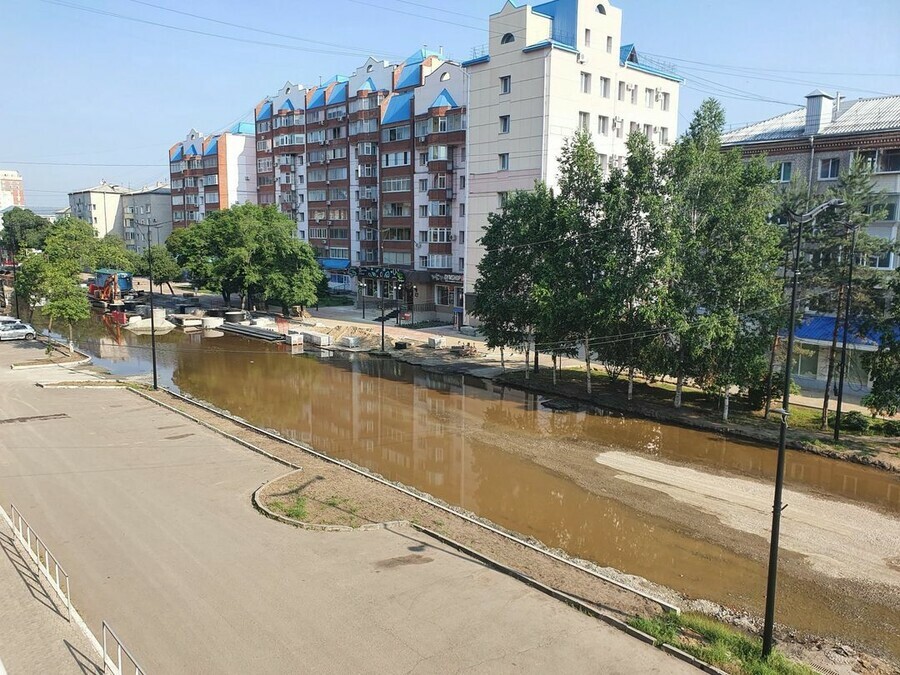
(66, 319), (900, 659)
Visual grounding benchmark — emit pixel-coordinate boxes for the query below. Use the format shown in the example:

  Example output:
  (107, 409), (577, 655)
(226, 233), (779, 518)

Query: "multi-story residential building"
(68, 181), (132, 238)
(122, 183), (173, 253)
(0, 170), (25, 212)
(254, 49), (468, 321)
(462, 0), (682, 315)
(168, 123), (257, 229)
(723, 91), (900, 393)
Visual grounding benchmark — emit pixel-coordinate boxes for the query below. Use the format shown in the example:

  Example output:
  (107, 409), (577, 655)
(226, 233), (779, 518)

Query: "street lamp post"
(358, 280), (366, 319)
(762, 198), (844, 659)
(833, 224), (859, 442)
(411, 284), (417, 326)
(379, 286), (386, 352)
(146, 224), (159, 390)
(11, 233), (20, 320)
(395, 281), (403, 326)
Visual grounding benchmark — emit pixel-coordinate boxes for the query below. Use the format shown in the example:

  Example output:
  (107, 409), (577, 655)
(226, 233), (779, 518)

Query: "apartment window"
(499, 115), (511, 134)
(327, 167), (348, 180)
(606, 35), (613, 53)
(580, 72), (592, 94)
(498, 192), (509, 207)
(645, 88), (655, 108)
(660, 92), (670, 111)
(459, 175), (466, 190)
(419, 152), (428, 167)
(205, 192), (219, 204)
(382, 177), (411, 192)
(419, 179), (428, 192)
(630, 86), (638, 105)
(429, 255), (452, 270)
(430, 201), (448, 217)
(459, 230), (465, 244)
(328, 188), (348, 201)
(618, 81), (626, 101)
(429, 228), (451, 243)
(383, 251), (412, 265)
(384, 227), (411, 241)
(256, 140), (271, 152)
(659, 126), (669, 145)
(310, 227), (328, 239)
(599, 77), (610, 98)
(458, 257), (465, 272)
(598, 115), (609, 136)
(419, 205), (429, 218)
(308, 168), (327, 182)
(382, 151), (411, 167)
(776, 162), (793, 183)
(584, 29), (591, 47)
(500, 75), (511, 94)
(819, 158), (840, 180)
(459, 203), (466, 217)
(427, 145), (448, 161)
(598, 154), (608, 172)
(435, 284), (454, 303)
(419, 255), (428, 268)
(381, 126), (411, 143)
(498, 153), (510, 171)
(578, 111), (590, 131)
(419, 230), (429, 243)
(382, 202), (411, 217)
(643, 124), (653, 140)
(357, 142), (377, 156)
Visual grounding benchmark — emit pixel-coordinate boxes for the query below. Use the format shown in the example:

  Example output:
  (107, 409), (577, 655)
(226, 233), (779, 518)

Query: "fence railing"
(102, 621), (146, 675)
(10, 503), (71, 620)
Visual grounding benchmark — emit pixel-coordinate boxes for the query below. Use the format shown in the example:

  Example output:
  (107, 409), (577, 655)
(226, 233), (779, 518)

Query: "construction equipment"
(89, 269), (133, 303)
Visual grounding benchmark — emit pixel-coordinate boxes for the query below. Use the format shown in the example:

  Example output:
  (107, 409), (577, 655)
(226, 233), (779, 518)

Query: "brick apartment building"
(253, 49), (468, 321)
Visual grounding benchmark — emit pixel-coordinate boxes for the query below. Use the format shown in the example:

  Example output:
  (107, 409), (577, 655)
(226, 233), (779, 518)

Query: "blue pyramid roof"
(170, 146), (183, 161)
(405, 48), (442, 65)
(203, 137), (218, 156)
(279, 99), (295, 112)
(308, 86), (327, 109)
(186, 144), (199, 156)
(382, 91), (414, 125)
(328, 82), (348, 105)
(357, 77), (377, 93)
(256, 101), (273, 121)
(620, 43), (636, 65)
(397, 64), (421, 89)
(430, 88), (458, 109)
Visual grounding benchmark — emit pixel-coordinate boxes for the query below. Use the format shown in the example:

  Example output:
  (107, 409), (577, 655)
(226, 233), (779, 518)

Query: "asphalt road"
(0, 342), (691, 673)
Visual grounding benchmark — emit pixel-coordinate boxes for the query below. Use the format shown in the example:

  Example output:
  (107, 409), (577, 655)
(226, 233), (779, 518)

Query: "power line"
(642, 52), (900, 79)
(2, 161), (165, 167)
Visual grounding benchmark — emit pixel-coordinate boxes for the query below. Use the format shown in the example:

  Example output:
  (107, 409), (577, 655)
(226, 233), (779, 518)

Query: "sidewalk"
(0, 519), (101, 674)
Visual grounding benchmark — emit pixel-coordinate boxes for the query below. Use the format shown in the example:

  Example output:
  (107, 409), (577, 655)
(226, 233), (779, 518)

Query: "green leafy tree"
(1, 207), (51, 252)
(862, 270), (900, 417)
(42, 265), (90, 354)
(13, 251), (50, 321)
(137, 245), (181, 294)
(658, 99), (782, 414)
(95, 234), (140, 273)
(43, 216), (100, 273)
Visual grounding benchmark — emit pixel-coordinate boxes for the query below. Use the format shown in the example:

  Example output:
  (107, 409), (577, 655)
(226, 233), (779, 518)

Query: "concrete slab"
(0, 343), (692, 673)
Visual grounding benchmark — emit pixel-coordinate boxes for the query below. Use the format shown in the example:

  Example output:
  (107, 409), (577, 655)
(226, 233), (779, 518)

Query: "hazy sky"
(2, 0), (898, 209)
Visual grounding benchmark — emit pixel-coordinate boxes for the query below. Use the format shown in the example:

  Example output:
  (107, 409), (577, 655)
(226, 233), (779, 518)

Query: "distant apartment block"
(168, 123), (258, 229)
(0, 170), (25, 212)
(69, 181), (132, 238)
(462, 0), (682, 310)
(254, 49), (468, 318)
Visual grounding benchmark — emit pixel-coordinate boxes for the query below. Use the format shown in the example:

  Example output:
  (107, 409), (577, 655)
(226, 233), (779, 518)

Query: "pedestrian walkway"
(0, 518), (101, 674)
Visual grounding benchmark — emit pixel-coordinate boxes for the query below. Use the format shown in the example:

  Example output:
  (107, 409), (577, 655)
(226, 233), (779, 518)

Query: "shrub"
(879, 419), (900, 437)
(746, 373), (801, 410)
(828, 410), (870, 433)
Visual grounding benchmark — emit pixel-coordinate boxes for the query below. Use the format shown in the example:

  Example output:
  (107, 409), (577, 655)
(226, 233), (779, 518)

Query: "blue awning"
(794, 315), (884, 348)
(319, 259), (351, 271)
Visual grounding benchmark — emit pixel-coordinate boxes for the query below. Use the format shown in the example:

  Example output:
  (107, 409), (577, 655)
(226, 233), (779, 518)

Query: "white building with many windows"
(462, 0), (682, 310)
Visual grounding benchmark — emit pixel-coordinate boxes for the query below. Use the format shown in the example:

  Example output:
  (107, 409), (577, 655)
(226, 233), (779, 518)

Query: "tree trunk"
(524, 333), (531, 381)
(67, 324), (74, 355)
(584, 336), (592, 395)
(723, 387), (730, 422)
(533, 347), (539, 374)
(674, 371), (684, 408)
(47, 316), (54, 334)
(222, 291), (230, 306)
(166, 282), (175, 295)
(820, 285), (844, 429)
(628, 366), (635, 401)
(552, 353), (557, 386)
(500, 346), (505, 371)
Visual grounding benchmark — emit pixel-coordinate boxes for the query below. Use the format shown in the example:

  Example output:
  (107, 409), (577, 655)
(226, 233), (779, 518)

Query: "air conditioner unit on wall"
(576, 52), (586, 64)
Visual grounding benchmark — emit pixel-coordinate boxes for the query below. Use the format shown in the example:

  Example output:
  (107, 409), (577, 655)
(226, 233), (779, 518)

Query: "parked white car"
(0, 322), (36, 340)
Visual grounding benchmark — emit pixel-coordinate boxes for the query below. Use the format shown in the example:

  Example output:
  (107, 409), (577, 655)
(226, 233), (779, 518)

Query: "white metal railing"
(9, 503), (71, 620)
(102, 621), (146, 675)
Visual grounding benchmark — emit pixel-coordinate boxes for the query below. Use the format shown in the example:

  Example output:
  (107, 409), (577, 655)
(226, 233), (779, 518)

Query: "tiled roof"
(723, 95), (900, 145)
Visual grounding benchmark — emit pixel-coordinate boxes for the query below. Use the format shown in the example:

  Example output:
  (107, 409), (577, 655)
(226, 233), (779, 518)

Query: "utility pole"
(11, 232), (20, 320)
(146, 224), (159, 390)
(833, 224), (859, 442)
(762, 198), (844, 659)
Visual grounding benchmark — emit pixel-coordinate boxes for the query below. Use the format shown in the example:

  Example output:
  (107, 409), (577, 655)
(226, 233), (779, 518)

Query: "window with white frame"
(499, 115), (510, 134)
(382, 151), (410, 167)
(599, 77), (610, 98)
(580, 72), (591, 94)
(419, 179), (428, 192)
(617, 81), (626, 101)
(428, 145), (448, 161)
(382, 177), (411, 192)
(498, 192), (509, 207)
(819, 158), (840, 180)
(606, 35), (613, 53)
(383, 251), (411, 265)
(428, 255), (452, 270)
(435, 284), (453, 304)
(500, 75), (511, 94)
(498, 153), (509, 171)
(660, 92), (670, 111)
(659, 127), (669, 145)
(578, 111), (590, 131)
(645, 88), (655, 108)
(419, 205), (429, 218)
(776, 161), (793, 183)
(598, 115), (609, 136)
(584, 29), (591, 47)
(381, 126), (410, 142)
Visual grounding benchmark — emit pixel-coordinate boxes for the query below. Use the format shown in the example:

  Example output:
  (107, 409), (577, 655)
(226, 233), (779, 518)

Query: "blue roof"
(462, 54), (490, 68)
(307, 86), (327, 109)
(230, 122), (255, 136)
(382, 91), (414, 125)
(794, 315), (883, 348)
(322, 75), (349, 85)
(620, 43), (684, 83)
(170, 146), (183, 161)
(357, 77), (377, 93)
(279, 99), (295, 112)
(256, 101), (272, 121)
(396, 64), (421, 89)
(430, 88), (459, 109)
(186, 144), (199, 156)
(327, 82), (348, 105)
(203, 137), (218, 156)
(320, 258), (351, 271)
(405, 48), (442, 65)
(532, 0), (577, 49)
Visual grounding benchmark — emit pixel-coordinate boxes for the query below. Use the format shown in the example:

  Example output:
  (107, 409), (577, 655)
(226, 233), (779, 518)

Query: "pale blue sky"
(2, 0), (898, 209)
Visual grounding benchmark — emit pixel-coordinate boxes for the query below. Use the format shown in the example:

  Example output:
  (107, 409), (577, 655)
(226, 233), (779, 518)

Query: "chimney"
(832, 92), (842, 122)
(804, 90), (834, 136)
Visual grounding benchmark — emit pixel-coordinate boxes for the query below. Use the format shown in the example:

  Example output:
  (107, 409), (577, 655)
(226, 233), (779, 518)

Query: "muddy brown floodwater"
(69, 323), (900, 660)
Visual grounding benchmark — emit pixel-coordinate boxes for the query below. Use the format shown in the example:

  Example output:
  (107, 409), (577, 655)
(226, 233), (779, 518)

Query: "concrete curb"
(129, 388), (301, 470)
(251, 475), (410, 532)
(156, 387), (681, 616)
(661, 644), (730, 675)
(9, 336), (92, 370)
